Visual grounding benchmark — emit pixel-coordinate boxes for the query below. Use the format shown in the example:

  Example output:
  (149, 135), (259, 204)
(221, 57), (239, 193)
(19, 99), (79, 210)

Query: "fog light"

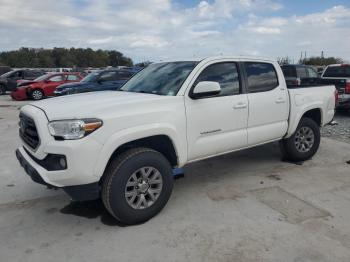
(59, 157), (67, 169)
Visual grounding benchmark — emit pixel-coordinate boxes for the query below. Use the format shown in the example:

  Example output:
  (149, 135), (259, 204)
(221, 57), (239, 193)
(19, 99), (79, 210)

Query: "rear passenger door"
(244, 62), (289, 146)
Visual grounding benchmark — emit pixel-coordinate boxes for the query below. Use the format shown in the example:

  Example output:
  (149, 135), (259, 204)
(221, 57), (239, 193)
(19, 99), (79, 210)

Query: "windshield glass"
(34, 74), (50, 81)
(1, 70), (15, 78)
(120, 61), (197, 96)
(81, 72), (100, 82)
(323, 66), (350, 78)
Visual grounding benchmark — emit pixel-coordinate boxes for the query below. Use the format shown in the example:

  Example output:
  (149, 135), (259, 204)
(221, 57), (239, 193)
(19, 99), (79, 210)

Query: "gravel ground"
(321, 110), (350, 144)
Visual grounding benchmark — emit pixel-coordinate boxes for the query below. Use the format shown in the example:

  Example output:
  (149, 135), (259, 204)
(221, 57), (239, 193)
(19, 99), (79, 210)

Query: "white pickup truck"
(16, 56), (336, 224)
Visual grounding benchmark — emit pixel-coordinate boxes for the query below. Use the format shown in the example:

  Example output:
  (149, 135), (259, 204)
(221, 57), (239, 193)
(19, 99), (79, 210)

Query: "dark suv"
(0, 69), (45, 95)
(281, 65), (319, 87)
(54, 68), (141, 96)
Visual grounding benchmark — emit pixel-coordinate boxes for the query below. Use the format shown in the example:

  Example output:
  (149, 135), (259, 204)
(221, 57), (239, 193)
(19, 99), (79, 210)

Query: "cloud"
(0, 0), (349, 62)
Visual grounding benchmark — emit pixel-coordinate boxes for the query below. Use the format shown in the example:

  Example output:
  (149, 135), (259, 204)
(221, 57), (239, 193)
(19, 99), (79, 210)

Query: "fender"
(286, 100), (323, 138)
(93, 123), (187, 178)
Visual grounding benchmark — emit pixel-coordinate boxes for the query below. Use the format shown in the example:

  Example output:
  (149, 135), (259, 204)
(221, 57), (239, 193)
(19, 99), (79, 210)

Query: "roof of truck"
(155, 55), (276, 63)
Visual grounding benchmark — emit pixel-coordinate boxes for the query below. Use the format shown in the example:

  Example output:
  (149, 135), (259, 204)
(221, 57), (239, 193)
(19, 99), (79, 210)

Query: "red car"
(11, 72), (82, 100)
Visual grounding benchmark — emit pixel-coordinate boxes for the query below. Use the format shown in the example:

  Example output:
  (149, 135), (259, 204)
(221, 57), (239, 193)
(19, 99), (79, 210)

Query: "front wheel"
(30, 89), (44, 100)
(102, 147), (174, 225)
(280, 117), (320, 162)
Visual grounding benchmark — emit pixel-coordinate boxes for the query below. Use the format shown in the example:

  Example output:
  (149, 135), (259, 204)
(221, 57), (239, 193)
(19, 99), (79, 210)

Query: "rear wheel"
(30, 89), (44, 100)
(102, 147), (174, 225)
(280, 117), (320, 162)
(0, 85), (6, 95)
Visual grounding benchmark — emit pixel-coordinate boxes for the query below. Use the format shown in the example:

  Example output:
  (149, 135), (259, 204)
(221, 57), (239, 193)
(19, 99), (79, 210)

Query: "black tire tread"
(280, 117), (320, 162)
(101, 147), (166, 222)
(30, 89), (44, 100)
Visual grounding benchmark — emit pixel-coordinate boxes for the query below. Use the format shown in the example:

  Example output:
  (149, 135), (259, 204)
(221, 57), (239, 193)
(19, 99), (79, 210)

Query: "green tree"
(0, 47), (133, 68)
(300, 56), (343, 66)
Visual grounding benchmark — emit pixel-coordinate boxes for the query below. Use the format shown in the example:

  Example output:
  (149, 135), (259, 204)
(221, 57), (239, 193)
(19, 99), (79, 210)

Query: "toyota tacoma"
(15, 56), (336, 224)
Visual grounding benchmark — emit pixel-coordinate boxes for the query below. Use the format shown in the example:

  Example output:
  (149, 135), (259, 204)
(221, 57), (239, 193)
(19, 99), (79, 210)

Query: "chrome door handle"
(234, 103), (247, 109)
(275, 98), (285, 104)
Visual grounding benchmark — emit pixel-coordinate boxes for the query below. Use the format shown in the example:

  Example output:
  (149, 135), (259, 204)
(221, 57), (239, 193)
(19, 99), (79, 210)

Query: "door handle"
(233, 102), (247, 109)
(275, 98), (285, 104)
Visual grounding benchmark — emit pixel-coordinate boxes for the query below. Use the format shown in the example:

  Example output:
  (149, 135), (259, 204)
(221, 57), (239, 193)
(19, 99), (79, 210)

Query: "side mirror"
(190, 81), (221, 99)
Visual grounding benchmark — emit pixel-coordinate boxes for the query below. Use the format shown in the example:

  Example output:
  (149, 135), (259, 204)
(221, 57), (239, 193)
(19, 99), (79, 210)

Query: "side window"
(244, 62), (278, 93)
(118, 71), (133, 80)
(194, 62), (240, 97)
(66, 74), (79, 81)
(99, 71), (118, 81)
(10, 71), (23, 78)
(296, 67), (307, 78)
(49, 75), (63, 82)
(306, 67), (318, 78)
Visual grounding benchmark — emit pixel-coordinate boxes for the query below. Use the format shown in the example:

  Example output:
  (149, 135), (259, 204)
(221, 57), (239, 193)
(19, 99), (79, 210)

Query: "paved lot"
(1, 95), (350, 262)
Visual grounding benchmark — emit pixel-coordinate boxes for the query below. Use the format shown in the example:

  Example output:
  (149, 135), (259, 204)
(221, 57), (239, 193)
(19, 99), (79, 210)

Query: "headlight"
(48, 119), (102, 140)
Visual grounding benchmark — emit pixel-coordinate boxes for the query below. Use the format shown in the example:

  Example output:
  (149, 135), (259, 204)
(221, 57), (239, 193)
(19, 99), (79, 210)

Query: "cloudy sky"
(0, 0), (349, 62)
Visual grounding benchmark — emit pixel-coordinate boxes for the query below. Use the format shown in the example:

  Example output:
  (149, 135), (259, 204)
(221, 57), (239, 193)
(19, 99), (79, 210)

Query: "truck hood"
(30, 91), (170, 120)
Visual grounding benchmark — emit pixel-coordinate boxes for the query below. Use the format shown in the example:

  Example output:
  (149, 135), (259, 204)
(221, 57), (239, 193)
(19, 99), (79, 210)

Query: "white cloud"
(0, 0), (349, 62)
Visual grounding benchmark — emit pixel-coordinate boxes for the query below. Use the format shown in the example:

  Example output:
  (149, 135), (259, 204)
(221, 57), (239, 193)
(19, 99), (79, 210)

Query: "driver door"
(185, 62), (248, 161)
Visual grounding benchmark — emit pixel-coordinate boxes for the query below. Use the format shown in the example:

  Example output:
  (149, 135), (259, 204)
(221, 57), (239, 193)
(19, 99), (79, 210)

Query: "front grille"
(19, 113), (40, 150)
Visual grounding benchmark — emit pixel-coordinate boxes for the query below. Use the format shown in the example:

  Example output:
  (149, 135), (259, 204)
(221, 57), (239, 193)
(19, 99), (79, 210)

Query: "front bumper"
(11, 88), (28, 101)
(17, 105), (104, 186)
(16, 148), (100, 201)
(53, 90), (68, 96)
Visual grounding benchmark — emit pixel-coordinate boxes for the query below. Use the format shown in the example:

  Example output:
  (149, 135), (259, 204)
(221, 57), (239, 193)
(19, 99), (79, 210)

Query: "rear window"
(281, 66), (296, 77)
(323, 66), (350, 78)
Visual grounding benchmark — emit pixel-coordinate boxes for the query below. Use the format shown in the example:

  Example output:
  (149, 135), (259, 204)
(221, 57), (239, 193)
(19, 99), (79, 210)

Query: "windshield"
(120, 61), (197, 96)
(323, 66), (350, 78)
(81, 72), (100, 82)
(1, 70), (15, 78)
(34, 74), (49, 81)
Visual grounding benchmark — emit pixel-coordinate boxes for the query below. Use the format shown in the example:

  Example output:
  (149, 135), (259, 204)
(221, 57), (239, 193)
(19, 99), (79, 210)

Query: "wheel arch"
(93, 127), (184, 182)
(286, 107), (323, 138)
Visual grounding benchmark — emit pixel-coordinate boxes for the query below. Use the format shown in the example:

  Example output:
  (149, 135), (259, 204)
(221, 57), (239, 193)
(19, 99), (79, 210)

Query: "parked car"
(321, 64), (350, 110)
(281, 65), (320, 87)
(54, 68), (140, 96)
(15, 56), (336, 225)
(0, 69), (45, 95)
(0, 66), (12, 76)
(11, 72), (82, 100)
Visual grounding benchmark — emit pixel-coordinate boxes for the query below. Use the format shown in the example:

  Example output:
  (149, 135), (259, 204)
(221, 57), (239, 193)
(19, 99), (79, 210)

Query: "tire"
(102, 147), (174, 225)
(280, 117), (320, 162)
(0, 85), (6, 95)
(30, 89), (44, 100)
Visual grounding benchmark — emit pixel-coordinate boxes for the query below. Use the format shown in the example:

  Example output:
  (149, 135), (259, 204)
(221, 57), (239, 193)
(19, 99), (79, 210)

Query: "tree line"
(277, 55), (344, 66)
(0, 47), (133, 68)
